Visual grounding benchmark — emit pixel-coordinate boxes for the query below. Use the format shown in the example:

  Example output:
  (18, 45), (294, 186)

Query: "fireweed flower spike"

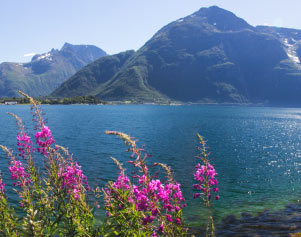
(7, 113), (35, 159)
(17, 133), (34, 158)
(0, 176), (5, 194)
(59, 161), (90, 200)
(18, 91), (55, 156)
(193, 134), (219, 206)
(18, 90), (44, 128)
(8, 160), (31, 187)
(193, 134), (219, 237)
(0, 145), (31, 187)
(35, 125), (55, 155)
(103, 131), (187, 236)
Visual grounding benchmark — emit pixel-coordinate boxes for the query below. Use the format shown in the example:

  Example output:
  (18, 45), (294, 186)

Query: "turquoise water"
(1, 105), (301, 225)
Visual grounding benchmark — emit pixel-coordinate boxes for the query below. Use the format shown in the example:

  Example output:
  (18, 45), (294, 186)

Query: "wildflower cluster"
(8, 160), (31, 187)
(111, 170), (130, 190)
(103, 131), (187, 236)
(35, 126), (55, 155)
(194, 163), (219, 201)
(7, 112), (34, 160)
(0, 91), (95, 236)
(133, 178), (185, 220)
(59, 161), (90, 200)
(17, 133), (34, 158)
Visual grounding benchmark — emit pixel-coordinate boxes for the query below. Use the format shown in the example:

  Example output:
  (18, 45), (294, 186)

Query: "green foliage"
(0, 195), (18, 236)
(0, 95), (105, 105)
(40, 95), (105, 105)
(103, 185), (147, 236)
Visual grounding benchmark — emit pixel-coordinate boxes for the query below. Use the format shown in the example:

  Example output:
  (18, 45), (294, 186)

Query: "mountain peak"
(61, 42), (87, 51)
(192, 5), (253, 31)
(60, 42), (107, 56)
(195, 5), (239, 17)
(62, 42), (73, 50)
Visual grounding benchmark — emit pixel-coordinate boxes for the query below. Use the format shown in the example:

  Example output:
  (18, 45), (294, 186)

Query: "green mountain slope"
(52, 50), (134, 97)
(0, 43), (107, 97)
(52, 6), (301, 106)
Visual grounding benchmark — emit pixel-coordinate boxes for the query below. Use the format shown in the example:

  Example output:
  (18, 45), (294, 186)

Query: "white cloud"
(23, 53), (35, 57)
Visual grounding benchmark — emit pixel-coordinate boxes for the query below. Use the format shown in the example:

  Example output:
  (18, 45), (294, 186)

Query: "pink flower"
(158, 222), (164, 231)
(166, 214), (172, 222)
(8, 160), (30, 186)
(193, 162), (219, 201)
(59, 162), (89, 200)
(175, 218), (181, 225)
(142, 216), (154, 225)
(193, 193), (201, 199)
(151, 207), (159, 216)
(105, 172), (186, 228)
(112, 173), (130, 190)
(138, 175), (147, 184)
(17, 132), (34, 158)
(0, 178), (5, 194)
(35, 126), (55, 155)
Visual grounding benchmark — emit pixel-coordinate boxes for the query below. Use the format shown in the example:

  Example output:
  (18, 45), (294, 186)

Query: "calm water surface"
(1, 104), (301, 225)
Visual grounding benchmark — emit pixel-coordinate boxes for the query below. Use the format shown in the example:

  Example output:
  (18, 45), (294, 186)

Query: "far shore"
(2, 102), (300, 109)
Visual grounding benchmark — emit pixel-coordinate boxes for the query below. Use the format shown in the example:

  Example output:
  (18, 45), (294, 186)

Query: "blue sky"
(1, 0), (301, 63)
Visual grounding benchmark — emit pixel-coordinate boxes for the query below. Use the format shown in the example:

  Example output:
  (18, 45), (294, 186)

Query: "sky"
(1, 0), (301, 63)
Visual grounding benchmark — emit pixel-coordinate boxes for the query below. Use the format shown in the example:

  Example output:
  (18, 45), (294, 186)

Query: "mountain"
(52, 6), (301, 106)
(0, 43), (107, 97)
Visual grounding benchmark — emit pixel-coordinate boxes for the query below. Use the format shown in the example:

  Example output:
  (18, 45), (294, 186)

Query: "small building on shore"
(4, 101), (18, 105)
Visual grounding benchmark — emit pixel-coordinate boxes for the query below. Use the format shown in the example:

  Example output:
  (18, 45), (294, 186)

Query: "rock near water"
(218, 203), (301, 236)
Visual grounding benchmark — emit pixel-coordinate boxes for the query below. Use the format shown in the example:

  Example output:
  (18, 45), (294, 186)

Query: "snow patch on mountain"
(282, 38), (301, 66)
(34, 53), (52, 61)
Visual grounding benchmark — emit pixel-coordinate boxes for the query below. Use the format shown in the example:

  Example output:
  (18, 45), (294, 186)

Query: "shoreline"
(2, 102), (301, 110)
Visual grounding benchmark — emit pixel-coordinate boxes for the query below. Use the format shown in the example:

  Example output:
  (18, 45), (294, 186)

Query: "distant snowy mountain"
(0, 43), (107, 97)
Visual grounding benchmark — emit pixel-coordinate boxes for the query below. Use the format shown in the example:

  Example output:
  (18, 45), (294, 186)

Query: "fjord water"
(1, 105), (301, 225)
